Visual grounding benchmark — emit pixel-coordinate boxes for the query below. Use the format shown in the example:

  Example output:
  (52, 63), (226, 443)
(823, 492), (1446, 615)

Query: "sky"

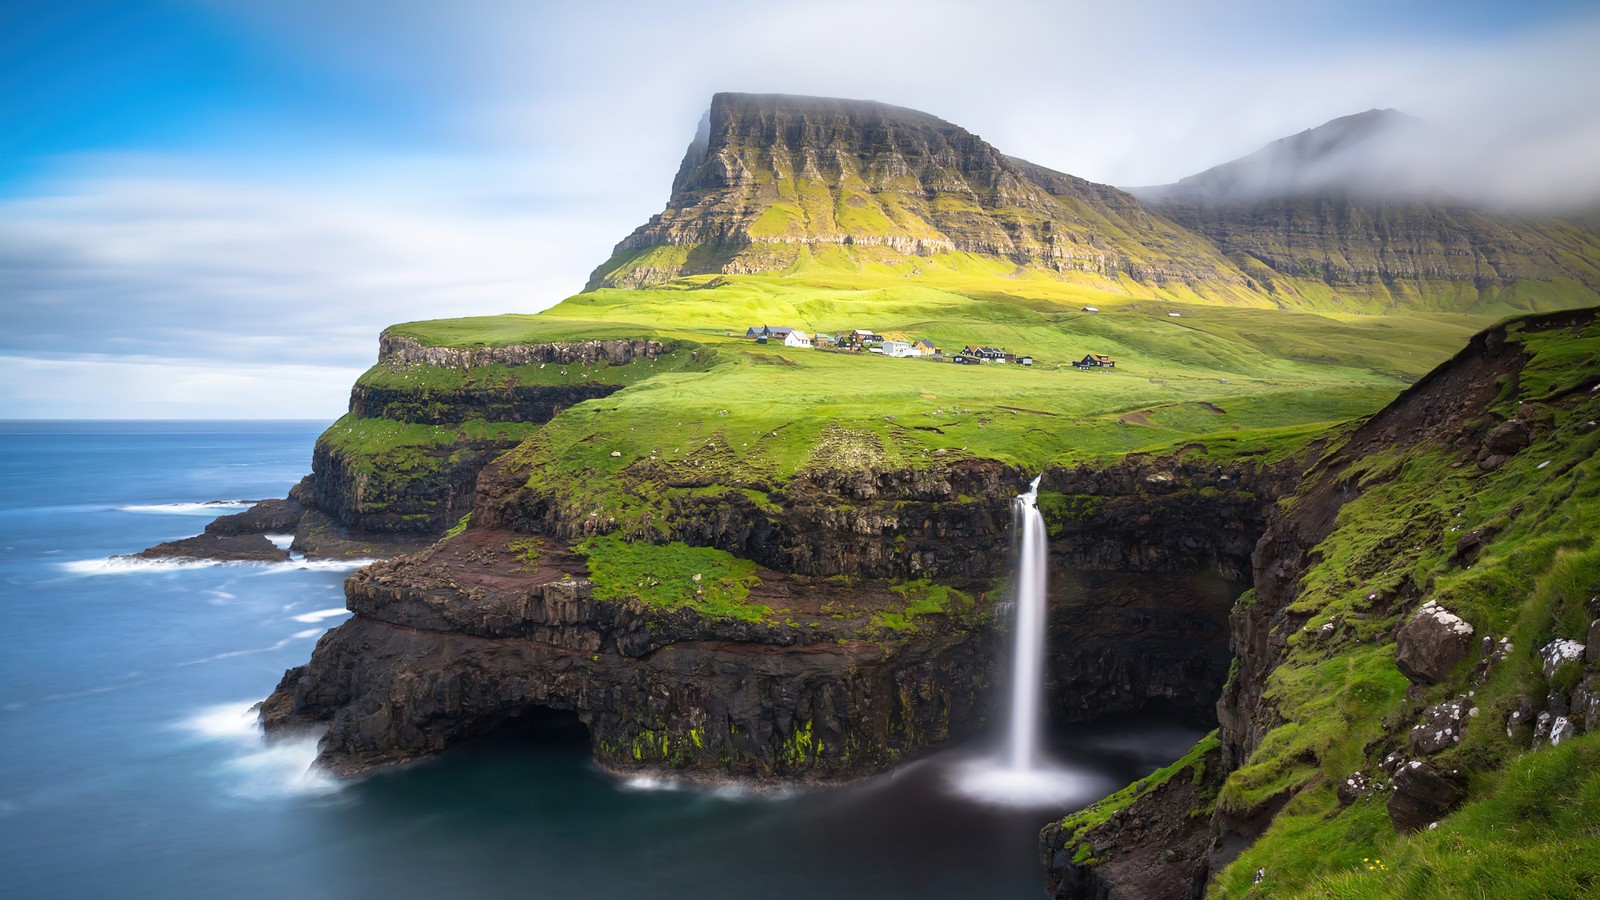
(3, 0), (1599, 418)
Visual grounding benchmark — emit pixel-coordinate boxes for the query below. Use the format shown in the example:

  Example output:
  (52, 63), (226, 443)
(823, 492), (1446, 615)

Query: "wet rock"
(1388, 760), (1465, 833)
(1394, 601), (1475, 684)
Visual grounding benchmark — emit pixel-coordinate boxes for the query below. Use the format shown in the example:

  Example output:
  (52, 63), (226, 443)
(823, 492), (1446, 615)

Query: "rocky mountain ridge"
(588, 93), (1257, 295)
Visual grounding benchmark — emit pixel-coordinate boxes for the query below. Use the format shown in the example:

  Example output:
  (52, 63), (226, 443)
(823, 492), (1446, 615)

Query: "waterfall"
(1007, 475), (1048, 771)
(948, 474), (1096, 806)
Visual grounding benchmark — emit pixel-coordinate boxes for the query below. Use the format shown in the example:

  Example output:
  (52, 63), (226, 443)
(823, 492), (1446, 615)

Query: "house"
(744, 326), (766, 339)
(952, 355), (980, 365)
(963, 345), (1008, 361)
(913, 339), (937, 356)
(781, 329), (812, 348)
(883, 340), (921, 358)
(1074, 353), (1116, 369)
(1017, 355), (1034, 366)
(813, 333), (836, 348)
(1081, 306), (1099, 313)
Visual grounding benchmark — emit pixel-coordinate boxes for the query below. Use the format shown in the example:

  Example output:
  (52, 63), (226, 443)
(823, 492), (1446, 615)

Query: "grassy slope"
(1201, 315), (1600, 897)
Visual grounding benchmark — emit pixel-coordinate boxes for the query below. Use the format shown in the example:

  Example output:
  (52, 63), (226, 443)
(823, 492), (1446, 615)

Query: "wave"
(264, 533), (294, 551)
(177, 702), (340, 800)
(291, 608), (349, 623)
(119, 500), (258, 515)
(60, 556), (379, 577)
(60, 557), (227, 575)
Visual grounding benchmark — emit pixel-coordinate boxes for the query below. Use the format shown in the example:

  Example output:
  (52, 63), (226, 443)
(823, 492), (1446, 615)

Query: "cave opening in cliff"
(476, 705), (592, 753)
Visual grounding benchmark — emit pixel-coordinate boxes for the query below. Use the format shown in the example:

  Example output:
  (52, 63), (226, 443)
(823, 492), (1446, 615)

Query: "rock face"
(1394, 601), (1476, 684)
(262, 529), (993, 779)
(1045, 307), (1600, 897)
(267, 443), (1288, 780)
(588, 93), (1253, 294)
(1041, 740), (1224, 900)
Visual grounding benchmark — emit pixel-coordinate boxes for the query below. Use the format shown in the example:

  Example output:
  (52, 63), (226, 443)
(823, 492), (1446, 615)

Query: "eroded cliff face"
(263, 528), (993, 779)
(587, 93), (1253, 293)
(297, 338), (673, 538)
(264, 446), (1291, 781)
(1043, 307), (1600, 899)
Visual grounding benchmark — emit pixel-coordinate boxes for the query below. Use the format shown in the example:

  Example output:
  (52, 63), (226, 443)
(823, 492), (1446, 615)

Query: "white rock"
(1540, 639), (1586, 678)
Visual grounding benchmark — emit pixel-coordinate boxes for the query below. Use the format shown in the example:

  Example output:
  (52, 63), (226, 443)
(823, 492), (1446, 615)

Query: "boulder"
(1410, 695), (1471, 755)
(1394, 601), (1475, 684)
(1587, 620), (1600, 665)
(1540, 638), (1586, 679)
(1387, 760), (1465, 832)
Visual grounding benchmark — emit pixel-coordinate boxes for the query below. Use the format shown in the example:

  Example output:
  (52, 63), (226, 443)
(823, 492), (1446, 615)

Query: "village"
(739, 324), (1119, 371)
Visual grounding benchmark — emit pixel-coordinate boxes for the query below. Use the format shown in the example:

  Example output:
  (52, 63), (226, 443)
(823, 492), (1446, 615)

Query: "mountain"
(1131, 110), (1600, 313)
(588, 93), (1256, 298)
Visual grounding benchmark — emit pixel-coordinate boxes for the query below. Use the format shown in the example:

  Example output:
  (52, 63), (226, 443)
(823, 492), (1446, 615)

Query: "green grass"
(1200, 313), (1600, 895)
(574, 533), (770, 622)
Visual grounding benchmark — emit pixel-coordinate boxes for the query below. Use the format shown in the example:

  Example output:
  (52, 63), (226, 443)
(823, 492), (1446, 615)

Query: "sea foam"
(178, 702), (339, 800)
(119, 500), (256, 515)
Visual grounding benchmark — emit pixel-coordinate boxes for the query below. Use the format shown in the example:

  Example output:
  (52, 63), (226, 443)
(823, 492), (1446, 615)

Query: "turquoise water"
(0, 421), (1199, 899)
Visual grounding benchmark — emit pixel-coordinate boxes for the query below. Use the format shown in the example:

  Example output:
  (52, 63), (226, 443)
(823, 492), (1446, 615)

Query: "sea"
(0, 420), (1201, 899)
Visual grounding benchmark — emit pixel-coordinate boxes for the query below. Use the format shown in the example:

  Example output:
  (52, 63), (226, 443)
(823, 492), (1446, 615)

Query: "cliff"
(588, 93), (1258, 297)
(1044, 306), (1600, 897)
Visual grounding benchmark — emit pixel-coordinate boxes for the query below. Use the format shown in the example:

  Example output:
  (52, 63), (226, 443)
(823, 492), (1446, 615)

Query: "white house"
(882, 340), (921, 358)
(782, 329), (812, 348)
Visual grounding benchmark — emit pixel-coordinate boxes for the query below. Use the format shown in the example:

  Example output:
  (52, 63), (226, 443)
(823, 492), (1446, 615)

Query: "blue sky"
(3, 0), (1599, 417)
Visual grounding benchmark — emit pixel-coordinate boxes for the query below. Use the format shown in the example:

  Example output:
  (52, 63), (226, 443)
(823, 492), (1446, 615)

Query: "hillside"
(1131, 110), (1600, 314)
(1044, 306), (1600, 898)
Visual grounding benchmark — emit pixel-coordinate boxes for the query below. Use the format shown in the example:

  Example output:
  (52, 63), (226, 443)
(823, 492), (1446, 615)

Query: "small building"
(813, 333), (837, 348)
(1081, 306), (1099, 313)
(1167, 312), (1182, 318)
(952, 355), (980, 365)
(1017, 355), (1034, 366)
(883, 340), (921, 358)
(913, 339), (937, 356)
(1075, 353), (1116, 369)
(782, 329), (812, 348)
(963, 345), (1008, 361)
(744, 325), (766, 339)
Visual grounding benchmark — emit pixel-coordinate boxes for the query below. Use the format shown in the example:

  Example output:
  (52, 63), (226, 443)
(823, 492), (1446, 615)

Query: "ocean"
(0, 421), (1199, 899)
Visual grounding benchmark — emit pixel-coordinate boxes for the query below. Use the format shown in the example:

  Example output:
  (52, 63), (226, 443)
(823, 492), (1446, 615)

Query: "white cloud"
(7, 0), (1600, 417)
(0, 354), (363, 419)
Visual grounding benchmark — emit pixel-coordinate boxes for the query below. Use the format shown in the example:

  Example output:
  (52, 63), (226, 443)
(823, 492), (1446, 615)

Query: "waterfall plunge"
(948, 475), (1098, 806)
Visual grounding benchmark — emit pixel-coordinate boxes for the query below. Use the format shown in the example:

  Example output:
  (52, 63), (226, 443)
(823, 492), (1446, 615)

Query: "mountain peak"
(1132, 109), (1428, 203)
(585, 93), (1252, 295)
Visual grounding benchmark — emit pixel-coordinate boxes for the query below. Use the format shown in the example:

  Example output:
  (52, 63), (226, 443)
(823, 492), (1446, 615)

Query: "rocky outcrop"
(1046, 306), (1600, 897)
(262, 529), (993, 779)
(1041, 739), (1224, 900)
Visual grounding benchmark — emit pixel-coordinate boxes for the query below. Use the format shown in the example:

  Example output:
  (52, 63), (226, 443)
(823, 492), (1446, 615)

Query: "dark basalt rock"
(1394, 601), (1475, 685)
(1041, 741), (1223, 900)
(136, 532), (289, 563)
(1387, 760), (1466, 832)
(262, 529), (993, 779)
